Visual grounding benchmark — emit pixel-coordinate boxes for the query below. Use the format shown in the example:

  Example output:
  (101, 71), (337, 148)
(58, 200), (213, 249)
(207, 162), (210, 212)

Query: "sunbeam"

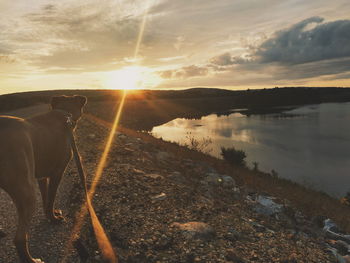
(62, 1), (151, 262)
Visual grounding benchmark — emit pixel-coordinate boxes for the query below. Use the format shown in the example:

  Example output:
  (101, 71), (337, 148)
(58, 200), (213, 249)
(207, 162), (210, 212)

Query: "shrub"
(341, 191), (350, 206)
(183, 132), (213, 154)
(220, 146), (246, 167)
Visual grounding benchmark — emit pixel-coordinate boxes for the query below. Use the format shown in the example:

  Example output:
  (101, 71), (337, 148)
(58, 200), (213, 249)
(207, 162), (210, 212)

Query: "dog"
(0, 95), (87, 263)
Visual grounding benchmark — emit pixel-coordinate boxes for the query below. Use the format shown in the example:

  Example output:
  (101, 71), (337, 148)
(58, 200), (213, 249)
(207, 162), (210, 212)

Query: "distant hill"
(1, 87), (350, 112)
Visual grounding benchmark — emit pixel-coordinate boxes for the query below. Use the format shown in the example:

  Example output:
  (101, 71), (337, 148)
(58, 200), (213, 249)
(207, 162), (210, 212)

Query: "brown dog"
(0, 95), (87, 263)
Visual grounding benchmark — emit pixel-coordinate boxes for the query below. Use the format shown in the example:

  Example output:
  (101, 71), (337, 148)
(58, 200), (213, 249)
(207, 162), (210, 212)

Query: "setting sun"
(104, 66), (162, 90)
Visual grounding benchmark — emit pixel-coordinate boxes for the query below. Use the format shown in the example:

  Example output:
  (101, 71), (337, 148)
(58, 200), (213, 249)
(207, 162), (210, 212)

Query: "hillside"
(2, 87), (350, 130)
(1, 104), (350, 262)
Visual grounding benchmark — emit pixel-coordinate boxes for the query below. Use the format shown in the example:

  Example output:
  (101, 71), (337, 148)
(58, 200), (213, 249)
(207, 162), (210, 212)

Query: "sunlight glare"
(105, 66), (161, 90)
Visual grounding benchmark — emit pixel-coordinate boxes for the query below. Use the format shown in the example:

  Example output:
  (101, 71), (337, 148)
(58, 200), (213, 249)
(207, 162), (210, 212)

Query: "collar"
(52, 109), (76, 129)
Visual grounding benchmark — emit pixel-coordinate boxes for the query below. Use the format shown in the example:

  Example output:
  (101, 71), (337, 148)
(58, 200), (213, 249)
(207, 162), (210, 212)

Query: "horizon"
(1, 0), (350, 94)
(2, 85), (350, 97)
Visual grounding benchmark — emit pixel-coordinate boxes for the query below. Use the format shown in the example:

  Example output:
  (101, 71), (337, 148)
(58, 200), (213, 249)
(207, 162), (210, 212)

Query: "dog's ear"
(51, 96), (65, 109)
(74, 95), (87, 108)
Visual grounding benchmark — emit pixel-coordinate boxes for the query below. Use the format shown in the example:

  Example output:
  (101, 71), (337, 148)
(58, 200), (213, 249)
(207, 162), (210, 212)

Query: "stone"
(0, 228), (6, 239)
(224, 228), (243, 242)
(171, 222), (216, 240)
(133, 168), (145, 175)
(225, 249), (246, 263)
(87, 133), (96, 139)
(253, 195), (283, 216)
(201, 172), (222, 186)
(151, 193), (167, 201)
(117, 133), (127, 139)
(334, 240), (350, 255)
(144, 173), (163, 179)
(222, 175), (235, 188)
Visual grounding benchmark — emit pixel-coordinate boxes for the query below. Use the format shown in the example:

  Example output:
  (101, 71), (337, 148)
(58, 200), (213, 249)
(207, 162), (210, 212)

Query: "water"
(151, 102), (350, 197)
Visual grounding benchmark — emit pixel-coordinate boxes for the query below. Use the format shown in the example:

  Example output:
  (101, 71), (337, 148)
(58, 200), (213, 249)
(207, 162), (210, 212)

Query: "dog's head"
(50, 95), (87, 121)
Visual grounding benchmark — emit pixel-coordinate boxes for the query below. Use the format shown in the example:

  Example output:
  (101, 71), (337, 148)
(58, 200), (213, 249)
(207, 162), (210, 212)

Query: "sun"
(104, 66), (161, 90)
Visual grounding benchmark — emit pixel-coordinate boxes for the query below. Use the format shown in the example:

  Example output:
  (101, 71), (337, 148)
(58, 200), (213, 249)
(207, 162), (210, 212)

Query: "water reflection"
(151, 102), (350, 197)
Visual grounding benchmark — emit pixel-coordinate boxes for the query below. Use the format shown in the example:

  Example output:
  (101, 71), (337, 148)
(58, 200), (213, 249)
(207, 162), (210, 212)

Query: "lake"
(151, 102), (350, 197)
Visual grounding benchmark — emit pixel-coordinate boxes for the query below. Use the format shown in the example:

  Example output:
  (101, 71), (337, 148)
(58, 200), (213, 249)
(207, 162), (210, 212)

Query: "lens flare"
(62, 0), (151, 262)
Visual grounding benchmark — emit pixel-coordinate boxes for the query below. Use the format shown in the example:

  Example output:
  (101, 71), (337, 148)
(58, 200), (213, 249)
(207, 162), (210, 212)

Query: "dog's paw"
(48, 210), (66, 224)
(53, 209), (63, 216)
(32, 258), (45, 263)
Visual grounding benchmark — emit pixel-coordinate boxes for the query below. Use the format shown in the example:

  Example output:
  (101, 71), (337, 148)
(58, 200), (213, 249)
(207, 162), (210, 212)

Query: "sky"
(1, 0), (350, 95)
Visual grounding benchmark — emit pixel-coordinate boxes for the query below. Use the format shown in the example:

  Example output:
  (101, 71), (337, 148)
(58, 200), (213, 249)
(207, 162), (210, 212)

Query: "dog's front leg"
(37, 178), (48, 214)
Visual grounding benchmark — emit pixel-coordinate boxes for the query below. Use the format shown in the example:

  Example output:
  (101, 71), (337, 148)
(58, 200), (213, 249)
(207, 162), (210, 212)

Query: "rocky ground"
(0, 112), (346, 263)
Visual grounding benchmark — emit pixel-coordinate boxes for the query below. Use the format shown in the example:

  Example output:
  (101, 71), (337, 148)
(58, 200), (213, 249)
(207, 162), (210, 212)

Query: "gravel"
(0, 113), (338, 263)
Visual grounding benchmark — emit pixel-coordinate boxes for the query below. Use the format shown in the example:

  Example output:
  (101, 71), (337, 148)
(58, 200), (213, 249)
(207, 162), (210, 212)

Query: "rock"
(133, 168), (145, 175)
(122, 147), (134, 154)
(87, 133), (96, 139)
(222, 175), (235, 188)
(281, 253), (298, 263)
(117, 133), (127, 139)
(252, 195), (283, 216)
(171, 222), (216, 240)
(144, 173), (163, 179)
(250, 221), (266, 232)
(324, 218), (341, 233)
(224, 228), (243, 242)
(233, 187), (240, 194)
(225, 249), (246, 263)
(334, 240), (350, 255)
(324, 219), (350, 243)
(200, 173), (235, 188)
(153, 235), (173, 250)
(151, 193), (167, 201)
(0, 228), (6, 239)
(201, 172), (222, 186)
(328, 247), (350, 263)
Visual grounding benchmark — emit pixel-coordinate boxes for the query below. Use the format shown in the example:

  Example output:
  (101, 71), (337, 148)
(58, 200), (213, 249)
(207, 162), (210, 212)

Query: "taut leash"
(66, 115), (117, 263)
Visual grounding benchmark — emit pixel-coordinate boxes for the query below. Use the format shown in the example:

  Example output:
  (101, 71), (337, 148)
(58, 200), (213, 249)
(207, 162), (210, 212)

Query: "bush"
(220, 146), (246, 167)
(183, 132), (213, 154)
(341, 191), (350, 206)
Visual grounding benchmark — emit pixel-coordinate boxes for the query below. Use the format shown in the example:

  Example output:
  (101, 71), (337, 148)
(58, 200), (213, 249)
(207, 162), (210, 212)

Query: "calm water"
(151, 102), (350, 197)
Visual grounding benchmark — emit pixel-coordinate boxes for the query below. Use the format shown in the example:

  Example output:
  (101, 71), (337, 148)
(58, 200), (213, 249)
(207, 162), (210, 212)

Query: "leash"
(66, 114), (117, 263)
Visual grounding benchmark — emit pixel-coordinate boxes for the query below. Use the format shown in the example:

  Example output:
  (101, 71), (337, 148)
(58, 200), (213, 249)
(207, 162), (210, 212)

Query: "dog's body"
(0, 95), (86, 263)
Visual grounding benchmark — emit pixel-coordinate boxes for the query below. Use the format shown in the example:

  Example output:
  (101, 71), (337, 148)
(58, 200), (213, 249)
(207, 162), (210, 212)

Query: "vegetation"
(220, 146), (247, 167)
(341, 192), (350, 206)
(183, 132), (213, 154)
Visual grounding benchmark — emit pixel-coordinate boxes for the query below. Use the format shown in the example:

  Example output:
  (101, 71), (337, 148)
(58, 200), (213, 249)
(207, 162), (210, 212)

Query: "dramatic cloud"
(205, 17), (350, 81)
(255, 17), (350, 64)
(159, 65), (209, 79)
(1, 0), (350, 94)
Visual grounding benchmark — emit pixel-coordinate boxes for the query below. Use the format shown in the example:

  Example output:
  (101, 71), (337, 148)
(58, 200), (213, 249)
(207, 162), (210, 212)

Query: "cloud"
(206, 17), (350, 81)
(255, 16), (350, 64)
(210, 52), (249, 66)
(0, 55), (16, 63)
(0, 1), (162, 72)
(158, 65), (209, 79)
